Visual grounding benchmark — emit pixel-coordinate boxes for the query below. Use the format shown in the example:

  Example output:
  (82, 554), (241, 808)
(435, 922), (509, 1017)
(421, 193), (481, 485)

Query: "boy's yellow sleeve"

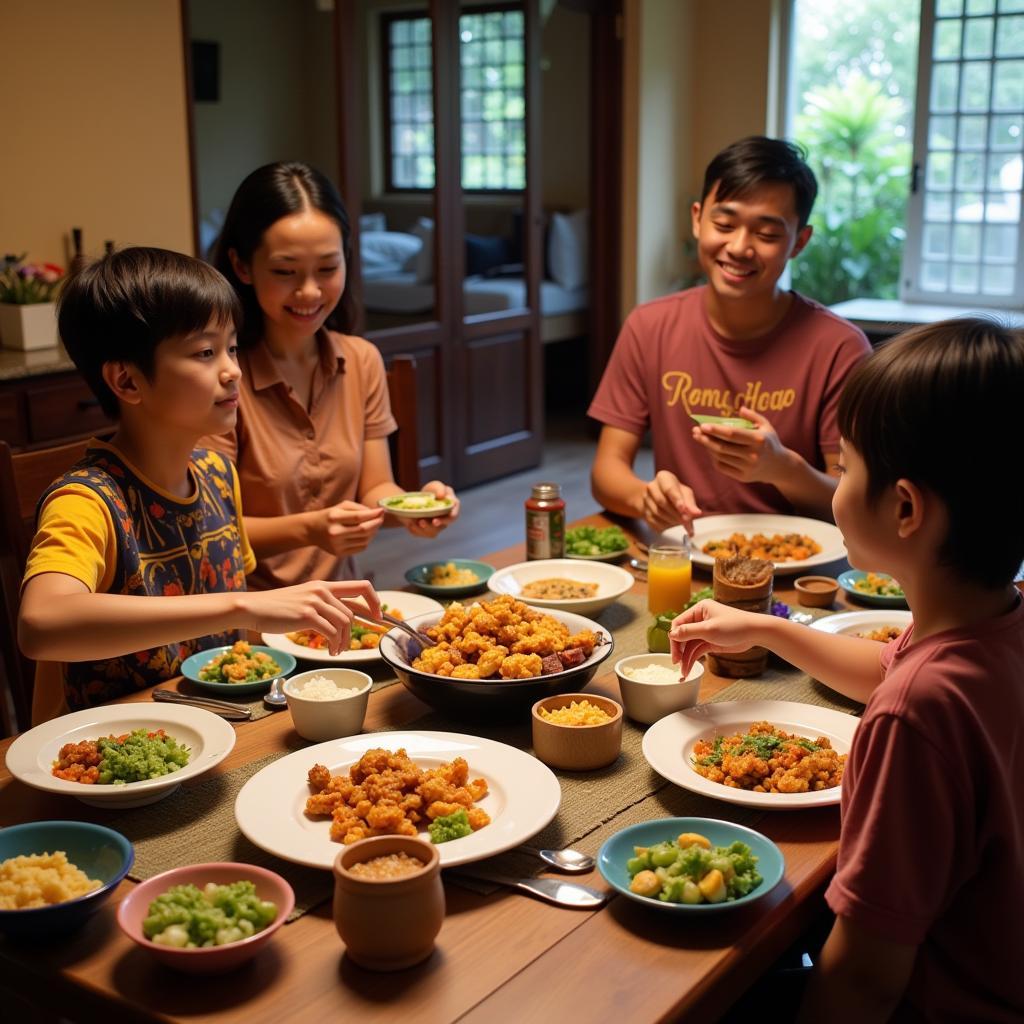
(231, 463), (257, 576)
(22, 485), (117, 594)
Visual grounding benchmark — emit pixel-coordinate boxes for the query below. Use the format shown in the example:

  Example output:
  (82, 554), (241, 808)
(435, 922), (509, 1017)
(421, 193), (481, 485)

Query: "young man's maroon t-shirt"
(588, 286), (870, 514)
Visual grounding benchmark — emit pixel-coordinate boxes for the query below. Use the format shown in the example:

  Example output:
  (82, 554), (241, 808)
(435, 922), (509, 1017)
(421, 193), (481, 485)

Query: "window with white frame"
(788, 0), (1024, 309)
(383, 8), (526, 193)
(903, 0), (1024, 305)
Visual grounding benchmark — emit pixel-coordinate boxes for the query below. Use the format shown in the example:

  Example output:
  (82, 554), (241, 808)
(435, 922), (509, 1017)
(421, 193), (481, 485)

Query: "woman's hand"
(642, 470), (702, 534)
(239, 580), (381, 656)
(313, 501), (386, 556)
(691, 406), (794, 485)
(669, 599), (767, 676)
(402, 480), (460, 539)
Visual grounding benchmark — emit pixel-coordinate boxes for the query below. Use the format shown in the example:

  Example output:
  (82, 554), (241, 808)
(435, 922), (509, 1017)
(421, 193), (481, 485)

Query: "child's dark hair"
(211, 162), (357, 346)
(700, 136), (818, 229)
(57, 247), (241, 420)
(838, 317), (1024, 589)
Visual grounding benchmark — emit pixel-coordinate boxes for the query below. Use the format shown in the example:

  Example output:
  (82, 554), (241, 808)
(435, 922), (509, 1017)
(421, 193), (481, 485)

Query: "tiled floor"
(364, 412), (653, 589)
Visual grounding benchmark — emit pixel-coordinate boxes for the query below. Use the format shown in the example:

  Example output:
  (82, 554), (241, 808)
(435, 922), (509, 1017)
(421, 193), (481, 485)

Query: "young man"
(670, 318), (1024, 1020)
(19, 248), (379, 723)
(589, 136), (870, 533)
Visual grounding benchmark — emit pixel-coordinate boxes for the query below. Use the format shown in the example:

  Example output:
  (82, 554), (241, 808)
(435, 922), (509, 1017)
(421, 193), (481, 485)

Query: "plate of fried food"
(5, 703), (236, 808)
(378, 594), (615, 715)
(234, 733), (562, 870)
(663, 514), (847, 575)
(810, 609), (913, 644)
(262, 591), (443, 664)
(642, 701), (859, 809)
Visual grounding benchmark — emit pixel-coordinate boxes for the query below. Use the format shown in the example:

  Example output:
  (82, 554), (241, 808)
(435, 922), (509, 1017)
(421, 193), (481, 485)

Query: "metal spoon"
(629, 557), (648, 574)
(455, 872), (607, 908)
(263, 677), (287, 709)
(526, 847), (596, 874)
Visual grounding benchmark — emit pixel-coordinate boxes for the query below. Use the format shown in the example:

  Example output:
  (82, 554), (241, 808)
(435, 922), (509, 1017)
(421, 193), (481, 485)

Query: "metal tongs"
(357, 608), (434, 654)
(152, 688), (252, 720)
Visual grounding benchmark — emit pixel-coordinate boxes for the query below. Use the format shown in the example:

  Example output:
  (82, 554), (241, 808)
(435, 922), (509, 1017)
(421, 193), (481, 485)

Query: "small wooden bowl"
(794, 575), (839, 608)
(531, 693), (623, 771)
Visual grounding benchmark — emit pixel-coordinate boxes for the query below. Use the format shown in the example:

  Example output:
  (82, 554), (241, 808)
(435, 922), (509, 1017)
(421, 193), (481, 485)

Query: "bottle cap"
(530, 482), (561, 500)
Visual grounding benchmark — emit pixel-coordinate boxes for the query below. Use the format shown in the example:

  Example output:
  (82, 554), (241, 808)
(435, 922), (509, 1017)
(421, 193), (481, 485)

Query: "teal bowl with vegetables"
(179, 643), (295, 696)
(597, 816), (785, 912)
(837, 570), (908, 608)
(116, 862), (294, 973)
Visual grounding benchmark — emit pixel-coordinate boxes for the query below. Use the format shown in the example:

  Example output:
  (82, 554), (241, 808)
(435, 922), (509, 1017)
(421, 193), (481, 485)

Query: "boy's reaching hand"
(691, 406), (794, 485)
(240, 580), (381, 656)
(643, 470), (702, 534)
(669, 599), (766, 676)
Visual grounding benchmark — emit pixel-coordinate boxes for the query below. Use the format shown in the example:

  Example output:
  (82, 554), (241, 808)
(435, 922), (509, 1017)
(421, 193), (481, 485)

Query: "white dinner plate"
(262, 591), (444, 664)
(235, 730), (562, 869)
(487, 558), (634, 616)
(810, 609), (913, 637)
(663, 513), (847, 575)
(642, 700), (859, 809)
(5, 703), (236, 808)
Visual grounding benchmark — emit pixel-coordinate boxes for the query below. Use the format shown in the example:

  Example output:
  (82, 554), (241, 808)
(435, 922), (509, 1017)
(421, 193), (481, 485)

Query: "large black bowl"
(378, 608), (615, 717)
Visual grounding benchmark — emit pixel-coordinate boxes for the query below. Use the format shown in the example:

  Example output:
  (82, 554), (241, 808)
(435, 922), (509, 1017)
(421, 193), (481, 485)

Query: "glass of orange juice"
(647, 540), (692, 615)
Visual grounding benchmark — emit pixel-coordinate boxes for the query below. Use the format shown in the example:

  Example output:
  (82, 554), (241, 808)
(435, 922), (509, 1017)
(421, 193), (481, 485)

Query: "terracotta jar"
(706, 556), (774, 677)
(333, 835), (444, 971)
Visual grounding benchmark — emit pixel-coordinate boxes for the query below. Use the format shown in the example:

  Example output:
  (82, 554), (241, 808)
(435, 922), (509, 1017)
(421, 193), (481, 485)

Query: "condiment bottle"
(525, 482), (565, 560)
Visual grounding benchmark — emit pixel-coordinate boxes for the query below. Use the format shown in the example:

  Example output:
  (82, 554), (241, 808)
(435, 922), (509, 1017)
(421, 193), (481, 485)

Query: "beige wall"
(622, 0), (774, 312)
(1, 0), (193, 266)
(188, 0), (338, 250)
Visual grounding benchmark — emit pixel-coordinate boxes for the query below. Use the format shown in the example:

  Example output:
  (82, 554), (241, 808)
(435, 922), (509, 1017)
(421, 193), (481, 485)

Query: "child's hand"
(669, 599), (765, 676)
(642, 470), (702, 534)
(691, 407), (793, 485)
(402, 480), (460, 539)
(241, 580), (381, 656)
(317, 501), (386, 556)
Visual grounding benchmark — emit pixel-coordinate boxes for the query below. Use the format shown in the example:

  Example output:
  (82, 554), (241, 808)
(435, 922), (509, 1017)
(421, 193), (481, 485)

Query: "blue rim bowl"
(404, 559), (495, 598)
(597, 816), (785, 913)
(179, 644), (296, 695)
(0, 820), (135, 937)
(837, 570), (908, 609)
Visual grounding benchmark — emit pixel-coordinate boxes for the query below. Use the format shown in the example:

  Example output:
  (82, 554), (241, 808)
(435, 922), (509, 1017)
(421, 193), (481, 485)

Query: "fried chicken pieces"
(411, 594), (599, 680)
(305, 747), (491, 844)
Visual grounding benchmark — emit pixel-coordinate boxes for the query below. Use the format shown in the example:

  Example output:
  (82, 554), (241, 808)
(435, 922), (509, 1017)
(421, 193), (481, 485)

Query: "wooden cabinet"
(0, 370), (113, 450)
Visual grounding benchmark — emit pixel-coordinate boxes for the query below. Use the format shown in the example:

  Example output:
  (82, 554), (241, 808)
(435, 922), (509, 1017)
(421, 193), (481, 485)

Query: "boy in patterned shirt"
(19, 247), (379, 722)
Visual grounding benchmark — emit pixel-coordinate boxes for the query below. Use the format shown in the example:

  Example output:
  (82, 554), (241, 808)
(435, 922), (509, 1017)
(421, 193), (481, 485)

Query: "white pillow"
(360, 212), (387, 233)
(409, 217), (434, 283)
(360, 231), (422, 270)
(547, 210), (588, 290)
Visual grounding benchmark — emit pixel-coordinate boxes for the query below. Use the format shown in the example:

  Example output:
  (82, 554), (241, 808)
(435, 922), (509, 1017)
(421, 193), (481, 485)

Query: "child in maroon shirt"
(670, 317), (1024, 1021)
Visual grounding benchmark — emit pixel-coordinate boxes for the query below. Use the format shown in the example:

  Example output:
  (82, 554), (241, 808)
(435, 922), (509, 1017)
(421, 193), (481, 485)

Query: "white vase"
(0, 301), (59, 351)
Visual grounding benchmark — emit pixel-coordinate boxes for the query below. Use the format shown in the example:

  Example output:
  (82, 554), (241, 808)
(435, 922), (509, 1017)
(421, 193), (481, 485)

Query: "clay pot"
(333, 836), (444, 971)
(706, 556), (774, 677)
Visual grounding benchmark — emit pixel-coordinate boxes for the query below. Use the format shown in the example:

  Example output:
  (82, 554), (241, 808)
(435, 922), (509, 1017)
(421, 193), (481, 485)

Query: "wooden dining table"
(0, 514), (863, 1024)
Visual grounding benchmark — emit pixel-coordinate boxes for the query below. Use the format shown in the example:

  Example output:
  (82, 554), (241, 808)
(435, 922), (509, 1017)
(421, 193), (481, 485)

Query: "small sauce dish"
(284, 668), (372, 742)
(614, 653), (704, 725)
(793, 575), (839, 609)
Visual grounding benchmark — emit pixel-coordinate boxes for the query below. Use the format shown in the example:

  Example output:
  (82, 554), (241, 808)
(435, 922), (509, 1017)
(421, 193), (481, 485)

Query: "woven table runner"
(111, 593), (861, 912)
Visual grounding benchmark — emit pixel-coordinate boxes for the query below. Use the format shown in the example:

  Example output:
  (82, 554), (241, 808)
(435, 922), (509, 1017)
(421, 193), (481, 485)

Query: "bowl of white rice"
(284, 668), (373, 742)
(614, 653), (703, 726)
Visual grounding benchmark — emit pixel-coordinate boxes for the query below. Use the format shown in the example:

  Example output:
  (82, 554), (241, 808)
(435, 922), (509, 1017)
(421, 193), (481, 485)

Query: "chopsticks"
(152, 689), (252, 720)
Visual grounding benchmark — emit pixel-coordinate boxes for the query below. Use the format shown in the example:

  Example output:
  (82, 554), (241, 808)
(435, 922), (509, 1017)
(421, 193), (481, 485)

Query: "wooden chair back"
(385, 355), (421, 492)
(0, 438), (92, 735)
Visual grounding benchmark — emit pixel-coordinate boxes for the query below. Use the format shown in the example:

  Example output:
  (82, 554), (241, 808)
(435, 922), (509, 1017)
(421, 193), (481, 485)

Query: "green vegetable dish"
(428, 808), (473, 844)
(382, 493), (453, 512)
(565, 525), (629, 557)
(647, 587), (714, 652)
(626, 832), (762, 904)
(143, 881), (278, 948)
(199, 641), (281, 684)
(852, 572), (904, 597)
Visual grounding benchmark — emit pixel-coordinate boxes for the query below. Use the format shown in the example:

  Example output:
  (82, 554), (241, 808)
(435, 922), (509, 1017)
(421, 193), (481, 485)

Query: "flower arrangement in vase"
(0, 254), (66, 351)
